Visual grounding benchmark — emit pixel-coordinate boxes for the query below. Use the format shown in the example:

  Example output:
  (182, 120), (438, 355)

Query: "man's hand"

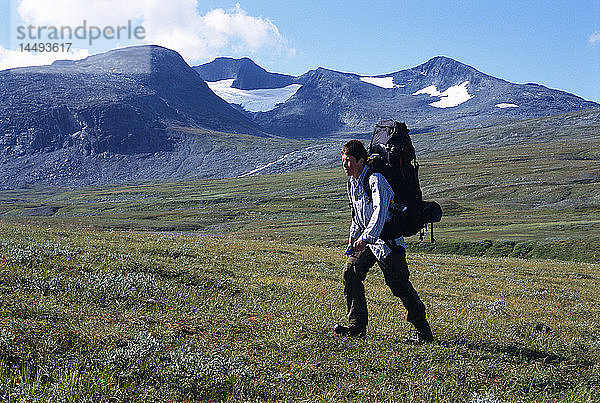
(353, 239), (368, 252)
(344, 244), (355, 257)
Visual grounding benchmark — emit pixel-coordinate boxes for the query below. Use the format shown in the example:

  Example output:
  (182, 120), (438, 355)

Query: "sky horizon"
(1, 1), (599, 102)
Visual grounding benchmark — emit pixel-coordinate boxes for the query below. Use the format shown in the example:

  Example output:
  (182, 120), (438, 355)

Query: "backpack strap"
(347, 178), (359, 227)
(362, 167), (373, 203)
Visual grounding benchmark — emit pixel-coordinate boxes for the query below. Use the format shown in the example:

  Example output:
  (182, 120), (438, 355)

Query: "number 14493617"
(19, 43), (72, 52)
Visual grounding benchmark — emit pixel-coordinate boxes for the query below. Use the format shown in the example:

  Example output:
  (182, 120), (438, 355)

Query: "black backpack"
(358, 119), (442, 241)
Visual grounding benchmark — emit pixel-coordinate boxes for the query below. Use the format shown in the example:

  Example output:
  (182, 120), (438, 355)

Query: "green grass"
(1, 113), (599, 400)
(0, 223), (598, 401)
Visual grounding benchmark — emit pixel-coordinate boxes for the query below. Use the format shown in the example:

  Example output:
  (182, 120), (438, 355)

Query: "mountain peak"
(417, 56), (477, 74)
(211, 56), (262, 69)
(194, 57), (295, 90)
(425, 55), (460, 63)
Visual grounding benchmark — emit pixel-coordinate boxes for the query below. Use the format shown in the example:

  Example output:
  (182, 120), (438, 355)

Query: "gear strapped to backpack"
(351, 119), (442, 241)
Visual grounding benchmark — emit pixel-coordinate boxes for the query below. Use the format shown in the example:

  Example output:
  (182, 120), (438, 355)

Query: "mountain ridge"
(195, 55), (598, 137)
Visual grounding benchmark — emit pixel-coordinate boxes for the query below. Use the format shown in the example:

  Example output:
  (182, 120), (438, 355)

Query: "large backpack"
(360, 119), (442, 241)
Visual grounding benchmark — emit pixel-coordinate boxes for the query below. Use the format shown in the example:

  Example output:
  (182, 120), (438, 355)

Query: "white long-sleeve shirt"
(347, 166), (405, 260)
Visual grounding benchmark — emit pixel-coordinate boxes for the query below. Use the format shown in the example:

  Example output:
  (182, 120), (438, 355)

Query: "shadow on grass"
(437, 337), (593, 367)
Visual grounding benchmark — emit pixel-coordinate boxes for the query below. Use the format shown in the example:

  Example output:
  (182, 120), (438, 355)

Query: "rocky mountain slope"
(0, 45), (267, 160)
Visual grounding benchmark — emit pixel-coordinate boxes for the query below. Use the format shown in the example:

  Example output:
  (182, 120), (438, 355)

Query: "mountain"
(193, 57), (296, 90)
(193, 57), (302, 114)
(0, 45), (288, 188)
(0, 45), (267, 160)
(195, 56), (599, 137)
(2, 47), (598, 188)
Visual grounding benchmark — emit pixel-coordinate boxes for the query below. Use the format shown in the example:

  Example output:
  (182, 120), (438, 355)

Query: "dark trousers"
(342, 247), (426, 328)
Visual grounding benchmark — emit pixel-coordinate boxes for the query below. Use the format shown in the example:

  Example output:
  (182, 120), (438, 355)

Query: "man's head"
(341, 140), (367, 179)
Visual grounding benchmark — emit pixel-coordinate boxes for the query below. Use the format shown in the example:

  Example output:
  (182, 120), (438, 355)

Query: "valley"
(1, 108), (599, 261)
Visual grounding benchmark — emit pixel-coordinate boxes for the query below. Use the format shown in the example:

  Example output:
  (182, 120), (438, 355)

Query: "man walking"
(335, 139), (433, 342)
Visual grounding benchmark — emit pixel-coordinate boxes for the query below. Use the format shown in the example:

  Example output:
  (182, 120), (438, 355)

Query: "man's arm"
(349, 218), (361, 240)
(349, 223), (364, 252)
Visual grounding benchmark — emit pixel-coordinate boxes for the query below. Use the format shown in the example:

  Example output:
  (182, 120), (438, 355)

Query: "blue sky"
(198, 1), (600, 102)
(2, 1), (599, 101)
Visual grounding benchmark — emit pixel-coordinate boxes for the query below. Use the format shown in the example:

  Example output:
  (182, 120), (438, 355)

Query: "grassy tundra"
(0, 112), (599, 401)
(0, 224), (598, 401)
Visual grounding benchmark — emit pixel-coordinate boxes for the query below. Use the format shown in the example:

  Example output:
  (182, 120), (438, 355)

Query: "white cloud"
(1, 0), (294, 71)
(0, 46), (90, 71)
(17, 0), (144, 27)
(144, 2), (295, 63)
(588, 31), (600, 45)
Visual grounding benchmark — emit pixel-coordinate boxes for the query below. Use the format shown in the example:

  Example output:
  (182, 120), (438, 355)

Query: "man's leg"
(378, 247), (433, 341)
(341, 248), (377, 330)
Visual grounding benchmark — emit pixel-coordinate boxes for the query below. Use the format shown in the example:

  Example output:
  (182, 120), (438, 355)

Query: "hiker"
(335, 139), (434, 342)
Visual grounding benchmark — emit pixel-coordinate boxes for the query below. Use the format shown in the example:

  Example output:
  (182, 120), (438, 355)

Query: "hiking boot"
(333, 324), (366, 338)
(406, 320), (434, 344)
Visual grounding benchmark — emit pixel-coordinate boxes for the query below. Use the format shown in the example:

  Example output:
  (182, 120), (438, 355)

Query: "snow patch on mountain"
(206, 79), (302, 112)
(360, 76), (399, 89)
(413, 81), (472, 108)
(413, 85), (442, 97)
(496, 103), (519, 108)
